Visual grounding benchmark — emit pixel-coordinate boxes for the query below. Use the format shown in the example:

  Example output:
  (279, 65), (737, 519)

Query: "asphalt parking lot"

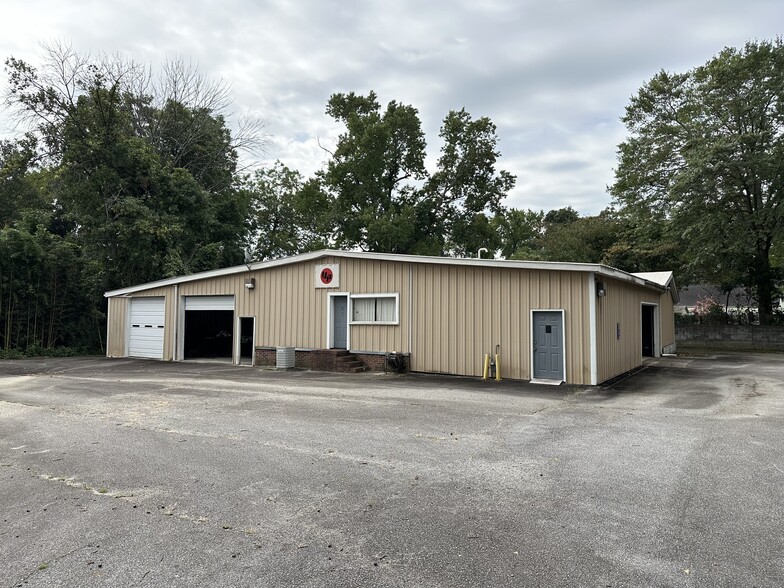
(1, 354), (783, 587)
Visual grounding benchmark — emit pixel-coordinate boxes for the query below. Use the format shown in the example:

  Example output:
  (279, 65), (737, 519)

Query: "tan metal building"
(104, 250), (678, 385)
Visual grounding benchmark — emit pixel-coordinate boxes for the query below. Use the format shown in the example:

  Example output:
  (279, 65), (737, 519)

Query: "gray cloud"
(1, 0), (781, 215)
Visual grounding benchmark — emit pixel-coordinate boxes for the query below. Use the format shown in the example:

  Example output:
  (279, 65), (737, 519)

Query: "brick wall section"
(256, 348), (276, 366)
(254, 348), (410, 373)
(296, 350), (345, 371)
(356, 353), (386, 372)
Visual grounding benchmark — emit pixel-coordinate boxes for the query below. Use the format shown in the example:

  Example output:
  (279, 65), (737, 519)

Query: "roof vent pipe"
(477, 247), (488, 258)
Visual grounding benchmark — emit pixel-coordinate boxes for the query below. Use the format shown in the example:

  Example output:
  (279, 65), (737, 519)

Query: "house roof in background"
(677, 286), (755, 309)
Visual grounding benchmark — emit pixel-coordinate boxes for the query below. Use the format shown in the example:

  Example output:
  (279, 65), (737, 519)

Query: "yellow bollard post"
(495, 352), (501, 381)
(482, 353), (490, 380)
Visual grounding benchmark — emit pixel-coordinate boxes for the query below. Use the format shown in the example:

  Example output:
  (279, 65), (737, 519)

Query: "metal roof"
(105, 249), (670, 297)
(631, 271), (679, 303)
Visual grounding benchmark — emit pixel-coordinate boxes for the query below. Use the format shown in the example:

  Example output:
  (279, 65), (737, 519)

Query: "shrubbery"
(0, 346), (81, 359)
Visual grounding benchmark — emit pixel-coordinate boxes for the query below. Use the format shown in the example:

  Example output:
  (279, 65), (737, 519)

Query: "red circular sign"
(320, 268), (333, 284)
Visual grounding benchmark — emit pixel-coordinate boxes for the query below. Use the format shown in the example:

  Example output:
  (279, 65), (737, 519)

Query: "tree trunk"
(753, 247), (774, 325)
(5, 271), (13, 351)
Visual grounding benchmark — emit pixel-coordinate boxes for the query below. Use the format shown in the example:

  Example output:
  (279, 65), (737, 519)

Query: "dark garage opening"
(641, 305), (655, 357)
(184, 310), (234, 359)
(239, 317), (254, 365)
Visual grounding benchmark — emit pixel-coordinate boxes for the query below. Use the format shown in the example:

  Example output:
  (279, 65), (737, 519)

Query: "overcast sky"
(1, 1), (781, 215)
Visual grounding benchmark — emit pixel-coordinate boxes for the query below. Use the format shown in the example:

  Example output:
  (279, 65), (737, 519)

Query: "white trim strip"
(173, 284), (179, 361)
(326, 292), (350, 349)
(349, 292), (400, 325)
(105, 297), (112, 358)
(641, 302), (660, 358)
(588, 273), (598, 386)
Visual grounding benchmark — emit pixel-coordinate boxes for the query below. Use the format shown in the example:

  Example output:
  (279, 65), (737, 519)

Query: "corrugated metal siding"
(162, 289), (176, 360)
(411, 265), (591, 384)
(251, 262), (325, 348)
(166, 257), (409, 352)
(137, 287), (171, 297)
(106, 297), (128, 357)
(105, 256), (669, 384)
(596, 278), (660, 382)
(340, 258), (409, 353)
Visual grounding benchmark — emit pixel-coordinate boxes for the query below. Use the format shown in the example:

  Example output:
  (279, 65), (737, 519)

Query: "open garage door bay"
(183, 296), (235, 359)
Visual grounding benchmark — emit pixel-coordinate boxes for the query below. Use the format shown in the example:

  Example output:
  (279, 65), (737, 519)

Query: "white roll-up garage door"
(129, 297), (165, 359)
(184, 296), (235, 311)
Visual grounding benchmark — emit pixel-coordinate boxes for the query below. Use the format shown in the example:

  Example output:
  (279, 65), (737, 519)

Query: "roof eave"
(105, 248), (667, 297)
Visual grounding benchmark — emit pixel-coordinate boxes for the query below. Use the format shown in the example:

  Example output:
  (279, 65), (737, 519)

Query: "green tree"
(323, 93), (515, 255)
(1, 43), (264, 352)
(324, 91), (427, 253)
(601, 206), (686, 276)
(0, 135), (42, 225)
(539, 211), (621, 264)
(424, 109), (515, 255)
(544, 206), (579, 227)
(5, 45), (255, 288)
(492, 208), (545, 259)
(611, 39), (784, 323)
(244, 162), (330, 261)
(0, 221), (90, 352)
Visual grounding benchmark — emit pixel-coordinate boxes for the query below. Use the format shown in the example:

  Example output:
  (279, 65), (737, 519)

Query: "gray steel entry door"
(533, 311), (564, 380)
(333, 296), (348, 349)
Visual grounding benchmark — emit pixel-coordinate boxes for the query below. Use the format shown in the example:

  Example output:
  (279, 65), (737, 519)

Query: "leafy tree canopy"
(323, 92), (515, 255)
(0, 42), (266, 353)
(242, 161), (330, 261)
(611, 38), (784, 323)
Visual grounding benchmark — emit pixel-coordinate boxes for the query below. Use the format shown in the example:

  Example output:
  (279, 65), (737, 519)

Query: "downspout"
(588, 273), (598, 385)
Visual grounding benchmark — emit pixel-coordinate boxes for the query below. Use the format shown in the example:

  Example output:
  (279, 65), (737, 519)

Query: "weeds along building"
(104, 249), (677, 385)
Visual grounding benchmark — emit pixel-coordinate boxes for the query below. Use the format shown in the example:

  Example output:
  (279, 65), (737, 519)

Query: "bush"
(693, 296), (727, 324)
(27, 345), (80, 358)
(0, 346), (80, 359)
(770, 310), (784, 326)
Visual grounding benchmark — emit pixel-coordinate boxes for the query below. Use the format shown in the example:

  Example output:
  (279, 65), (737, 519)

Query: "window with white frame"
(350, 294), (399, 324)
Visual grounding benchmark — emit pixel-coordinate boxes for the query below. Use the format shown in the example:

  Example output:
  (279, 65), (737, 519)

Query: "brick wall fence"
(254, 347), (408, 373)
(676, 325), (784, 351)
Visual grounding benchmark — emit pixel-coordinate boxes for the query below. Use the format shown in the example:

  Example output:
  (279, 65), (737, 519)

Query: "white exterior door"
(129, 298), (165, 359)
